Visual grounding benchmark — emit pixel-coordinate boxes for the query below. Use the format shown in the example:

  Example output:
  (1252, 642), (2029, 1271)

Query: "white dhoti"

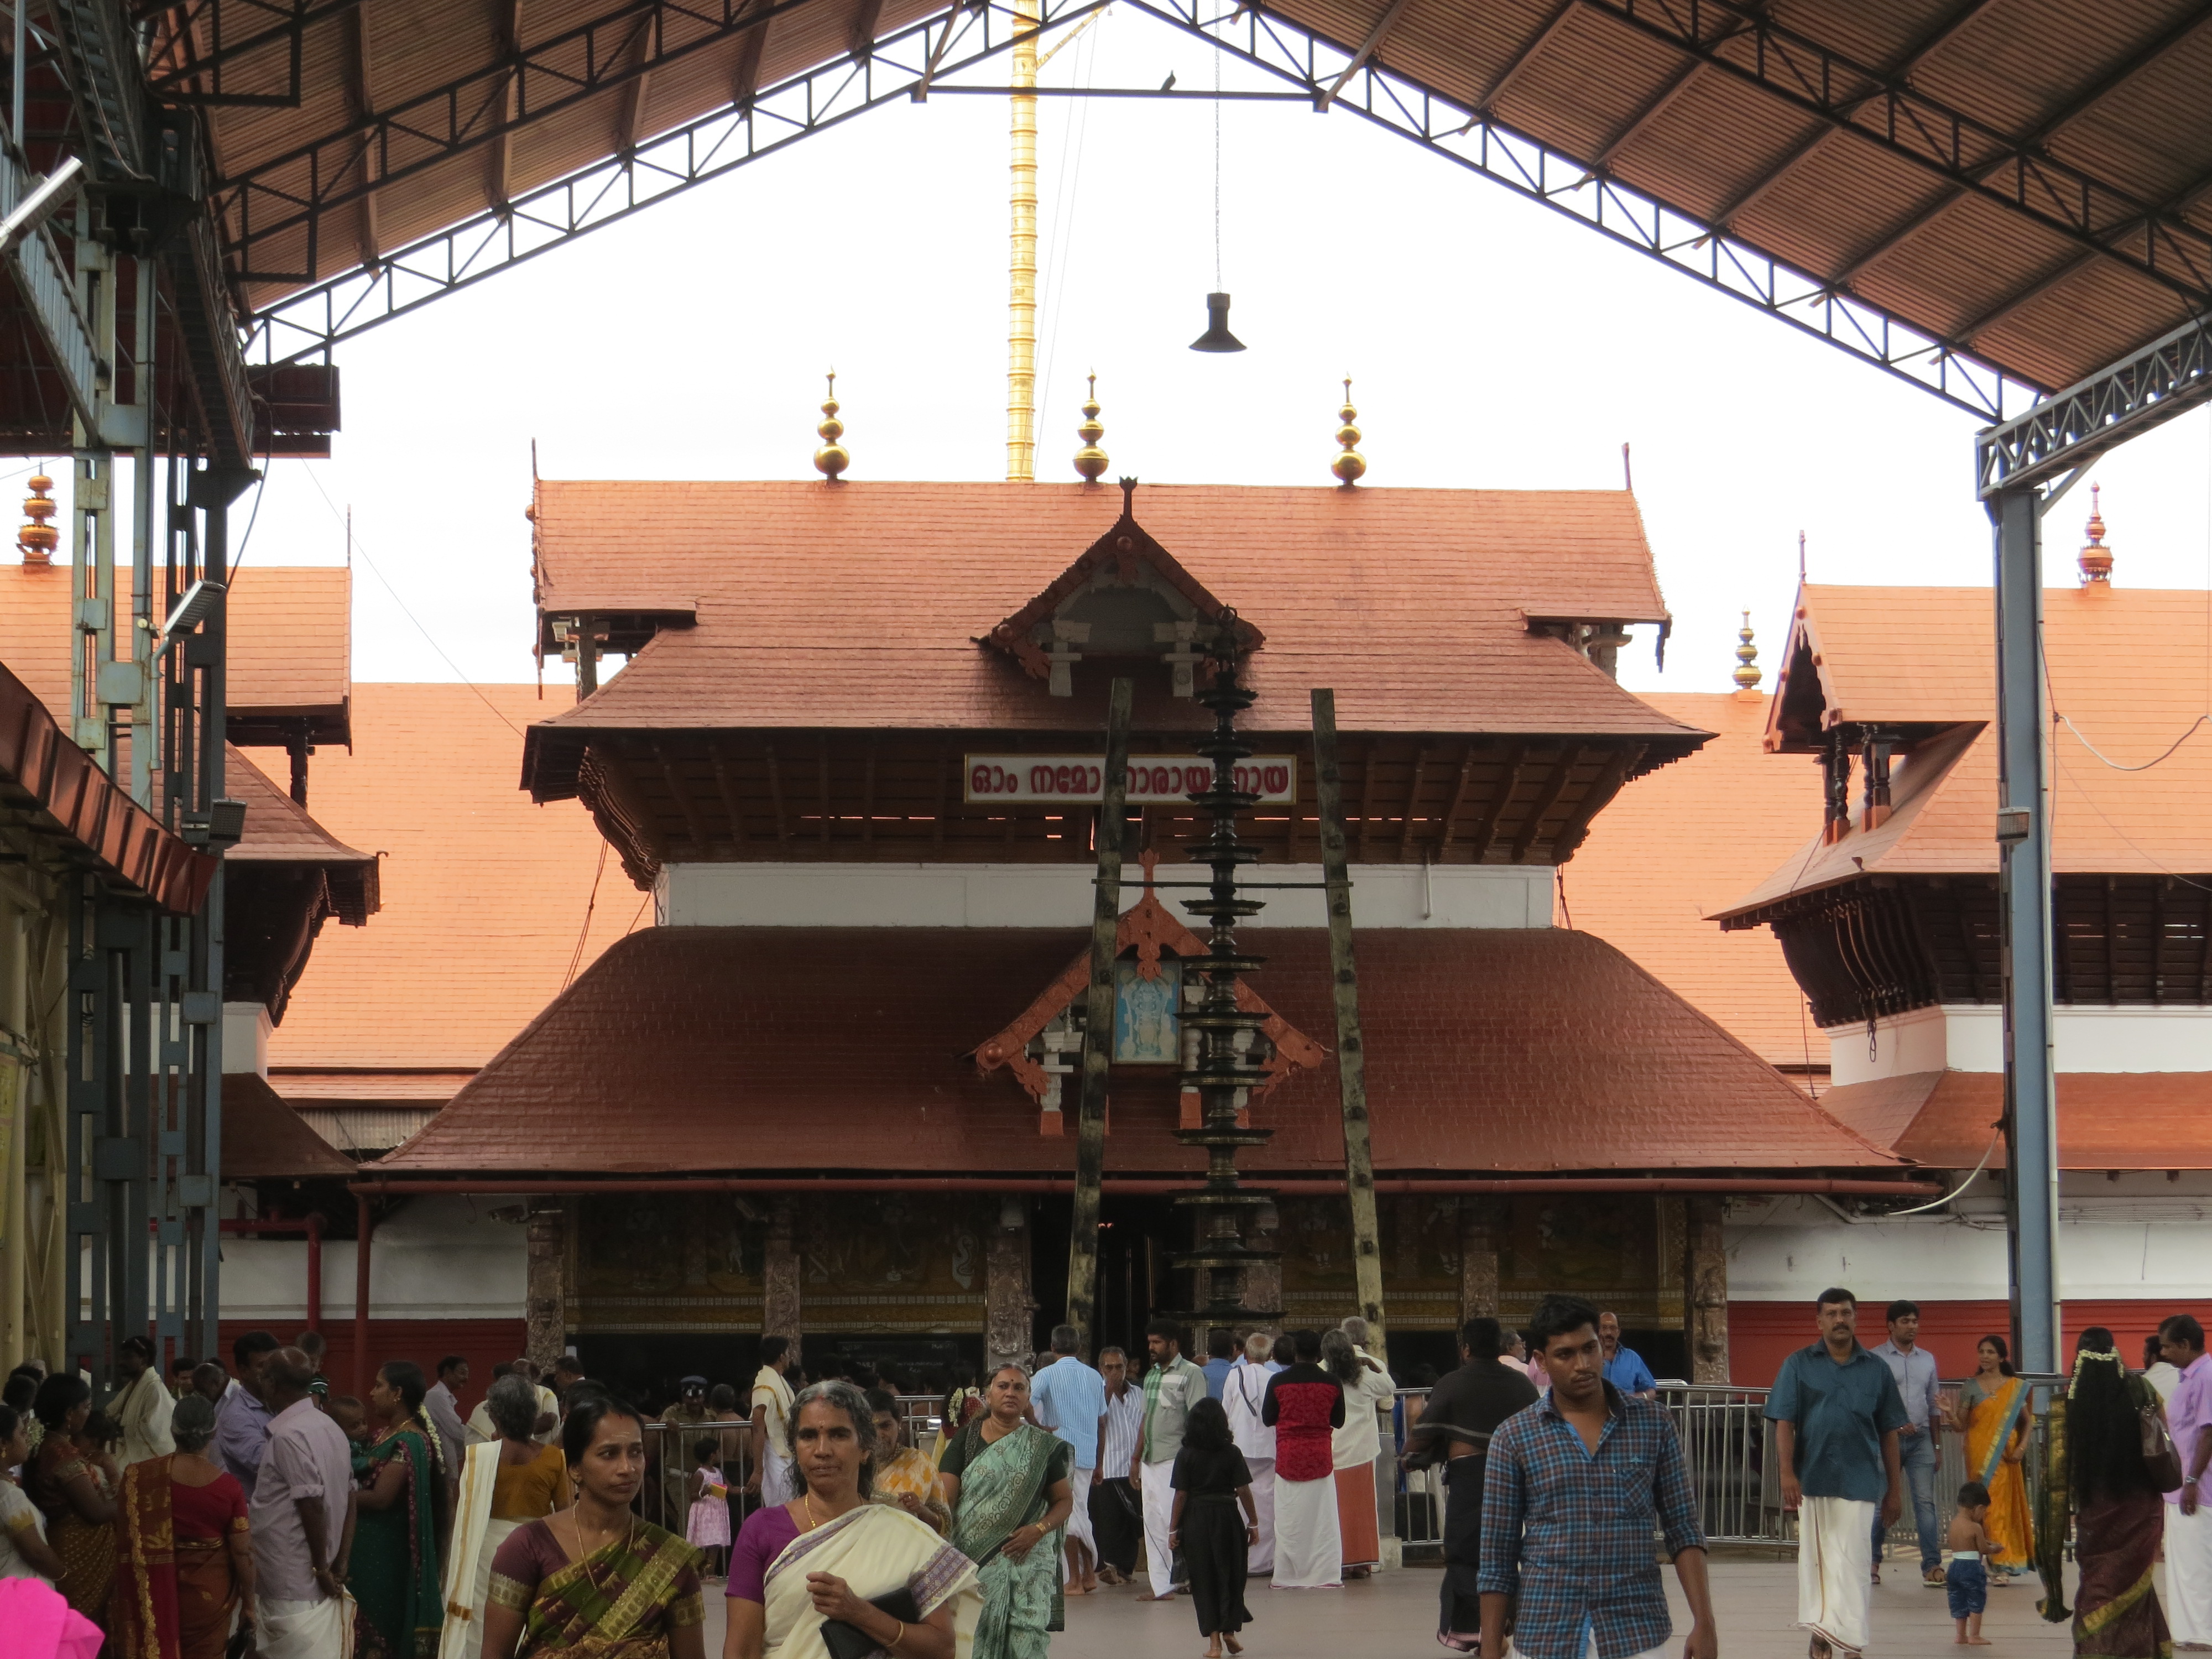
(1271, 1474), (1342, 1589)
(1141, 1457), (1179, 1596)
(1247, 1458), (1276, 1574)
(1796, 1496), (1876, 1655)
(1063, 1464), (1097, 1584)
(260, 1593), (356, 1659)
(2169, 1502), (2212, 1648)
(761, 1445), (796, 1506)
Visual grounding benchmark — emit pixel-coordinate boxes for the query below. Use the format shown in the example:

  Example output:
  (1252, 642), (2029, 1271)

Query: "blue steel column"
(1990, 486), (2059, 1373)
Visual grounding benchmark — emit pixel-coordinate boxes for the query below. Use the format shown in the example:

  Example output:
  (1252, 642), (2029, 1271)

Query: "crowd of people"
(0, 1292), (2203, 1659)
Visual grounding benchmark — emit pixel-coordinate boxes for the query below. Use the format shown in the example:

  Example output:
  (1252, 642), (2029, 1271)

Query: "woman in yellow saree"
(482, 1397), (706, 1659)
(1947, 1334), (2035, 1580)
(722, 1380), (980, 1659)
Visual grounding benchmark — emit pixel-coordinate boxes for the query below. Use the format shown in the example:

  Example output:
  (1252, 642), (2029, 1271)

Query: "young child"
(1946, 1480), (2001, 1646)
(1167, 1398), (1256, 1659)
(686, 1437), (732, 1577)
(327, 1395), (374, 1478)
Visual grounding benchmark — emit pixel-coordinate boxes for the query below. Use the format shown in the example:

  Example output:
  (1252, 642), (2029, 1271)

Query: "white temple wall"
(220, 1195), (526, 1324)
(1829, 1003), (2212, 1084)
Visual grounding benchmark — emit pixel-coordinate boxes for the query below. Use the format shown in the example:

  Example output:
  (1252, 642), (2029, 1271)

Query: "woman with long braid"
(352, 1359), (448, 1657)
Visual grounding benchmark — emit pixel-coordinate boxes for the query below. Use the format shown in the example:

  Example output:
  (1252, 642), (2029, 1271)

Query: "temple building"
(345, 473), (1921, 1394)
(1571, 502), (2212, 1381)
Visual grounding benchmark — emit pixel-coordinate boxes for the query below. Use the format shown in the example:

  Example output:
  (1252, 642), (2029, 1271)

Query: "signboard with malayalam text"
(963, 754), (1298, 805)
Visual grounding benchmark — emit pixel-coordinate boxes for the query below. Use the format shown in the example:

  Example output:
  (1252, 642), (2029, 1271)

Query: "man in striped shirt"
(1091, 1346), (1146, 1585)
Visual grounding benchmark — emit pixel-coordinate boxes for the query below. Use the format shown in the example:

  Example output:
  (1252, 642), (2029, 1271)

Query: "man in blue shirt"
(1478, 1292), (1717, 1659)
(1766, 1287), (1907, 1659)
(1869, 1298), (1945, 1587)
(1598, 1311), (1657, 1399)
(1030, 1323), (1107, 1594)
(1202, 1329), (1235, 1400)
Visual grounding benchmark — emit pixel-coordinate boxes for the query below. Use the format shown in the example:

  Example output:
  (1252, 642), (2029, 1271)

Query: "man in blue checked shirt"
(1478, 1292), (1717, 1659)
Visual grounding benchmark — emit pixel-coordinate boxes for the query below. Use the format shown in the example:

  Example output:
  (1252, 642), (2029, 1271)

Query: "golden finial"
(1732, 609), (1762, 691)
(2078, 482), (2112, 584)
(17, 472), (57, 567)
(1073, 373), (1109, 483)
(1331, 375), (1365, 487)
(813, 371), (849, 481)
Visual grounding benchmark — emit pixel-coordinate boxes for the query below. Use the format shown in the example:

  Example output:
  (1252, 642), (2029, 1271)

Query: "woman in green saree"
(940, 1365), (1074, 1659)
(353, 1360), (450, 1658)
(485, 1395), (707, 1659)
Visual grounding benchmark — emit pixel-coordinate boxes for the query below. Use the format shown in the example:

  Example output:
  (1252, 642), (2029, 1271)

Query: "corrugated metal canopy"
(161, 0), (2212, 399)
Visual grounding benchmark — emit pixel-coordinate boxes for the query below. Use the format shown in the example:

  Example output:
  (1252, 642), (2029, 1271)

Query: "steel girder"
(244, 0), (1105, 366)
(248, 0), (2036, 420)
(1976, 311), (2212, 494)
(217, 0), (865, 283)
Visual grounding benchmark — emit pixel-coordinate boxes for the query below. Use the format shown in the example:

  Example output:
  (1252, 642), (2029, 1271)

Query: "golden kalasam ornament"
(1733, 611), (1762, 690)
(1073, 374), (1109, 483)
(813, 371), (849, 480)
(1331, 377), (1365, 486)
(17, 473), (58, 566)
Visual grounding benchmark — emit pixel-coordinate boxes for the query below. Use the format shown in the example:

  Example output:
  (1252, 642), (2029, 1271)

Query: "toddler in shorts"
(1945, 1480), (2001, 1645)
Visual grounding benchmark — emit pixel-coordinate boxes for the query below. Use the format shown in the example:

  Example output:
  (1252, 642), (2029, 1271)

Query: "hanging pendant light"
(1190, 291), (1245, 353)
(1188, 39), (1246, 353)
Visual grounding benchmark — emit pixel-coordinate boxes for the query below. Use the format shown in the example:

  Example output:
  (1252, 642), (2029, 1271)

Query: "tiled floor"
(695, 1547), (2105, 1656)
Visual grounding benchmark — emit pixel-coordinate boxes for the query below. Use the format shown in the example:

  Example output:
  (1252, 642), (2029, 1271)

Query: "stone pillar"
(763, 1198), (802, 1350)
(984, 1196), (1035, 1367)
(1686, 1196), (1730, 1384)
(1457, 1197), (1499, 1323)
(524, 1202), (567, 1373)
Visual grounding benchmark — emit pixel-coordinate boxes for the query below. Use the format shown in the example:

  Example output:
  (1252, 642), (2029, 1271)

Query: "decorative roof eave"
(969, 856), (1325, 1106)
(982, 483), (1264, 681)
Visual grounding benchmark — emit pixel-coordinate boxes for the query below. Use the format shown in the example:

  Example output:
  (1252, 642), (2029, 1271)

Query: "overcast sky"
(19, 8), (2212, 707)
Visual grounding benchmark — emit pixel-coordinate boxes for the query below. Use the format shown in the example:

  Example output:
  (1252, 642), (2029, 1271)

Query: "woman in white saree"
(442, 1374), (573, 1658)
(722, 1381), (980, 1659)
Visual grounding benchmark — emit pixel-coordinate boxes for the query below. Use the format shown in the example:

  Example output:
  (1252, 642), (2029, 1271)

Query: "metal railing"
(1391, 1377), (2064, 1551)
(633, 1396), (950, 1532)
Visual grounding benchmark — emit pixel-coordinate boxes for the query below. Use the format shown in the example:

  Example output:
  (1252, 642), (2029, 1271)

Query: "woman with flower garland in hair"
(352, 1359), (448, 1657)
(2041, 1328), (2173, 1656)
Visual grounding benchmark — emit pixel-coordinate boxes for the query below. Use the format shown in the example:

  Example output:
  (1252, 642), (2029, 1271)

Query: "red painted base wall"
(214, 1318), (527, 1413)
(1728, 1299), (2212, 1385)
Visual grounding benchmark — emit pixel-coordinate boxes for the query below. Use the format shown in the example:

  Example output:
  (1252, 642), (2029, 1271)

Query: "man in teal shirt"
(1765, 1288), (1907, 1659)
(1133, 1316), (1209, 1601)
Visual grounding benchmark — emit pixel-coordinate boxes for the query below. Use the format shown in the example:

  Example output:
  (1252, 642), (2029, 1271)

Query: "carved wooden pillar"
(984, 1196), (1035, 1366)
(1457, 1197), (1499, 1324)
(1241, 1201), (1282, 1341)
(1686, 1196), (1730, 1383)
(763, 1198), (802, 1350)
(525, 1202), (567, 1373)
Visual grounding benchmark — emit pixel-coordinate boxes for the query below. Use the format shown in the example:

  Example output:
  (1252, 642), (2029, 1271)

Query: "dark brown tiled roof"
(222, 1072), (359, 1179)
(218, 747), (380, 924)
(373, 924), (1896, 1177)
(1817, 1070), (2212, 1170)
(523, 482), (1694, 771)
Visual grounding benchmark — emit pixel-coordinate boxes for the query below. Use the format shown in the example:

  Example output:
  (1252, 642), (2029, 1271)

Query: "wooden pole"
(1311, 689), (1387, 1367)
(1065, 677), (1133, 1360)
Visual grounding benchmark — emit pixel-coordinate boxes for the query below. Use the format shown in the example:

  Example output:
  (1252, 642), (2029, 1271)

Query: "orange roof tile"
(1560, 690), (1821, 1065)
(250, 683), (635, 1071)
(1817, 1070), (2212, 1169)
(1724, 583), (2212, 916)
(523, 483), (1694, 776)
(372, 926), (1897, 1177)
(0, 564), (350, 733)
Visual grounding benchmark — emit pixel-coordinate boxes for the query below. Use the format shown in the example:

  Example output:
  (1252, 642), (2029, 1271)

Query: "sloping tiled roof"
(1560, 689), (1819, 1065)
(1817, 1070), (2212, 1169)
(222, 1072), (359, 1178)
(372, 924), (1897, 1177)
(523, 482), (1694, 761)
(215, 746), (380, 923)
(253, 683), (637, 1071)
(1724, 581), (2212, 916)
(0, 658), (214, 913)
(0, 564), (351, 731)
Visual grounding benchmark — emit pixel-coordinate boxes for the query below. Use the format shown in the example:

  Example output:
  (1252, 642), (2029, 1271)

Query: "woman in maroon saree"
(2055, 1328), (2171, 1657)
(113, 1395), (257, 1659)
